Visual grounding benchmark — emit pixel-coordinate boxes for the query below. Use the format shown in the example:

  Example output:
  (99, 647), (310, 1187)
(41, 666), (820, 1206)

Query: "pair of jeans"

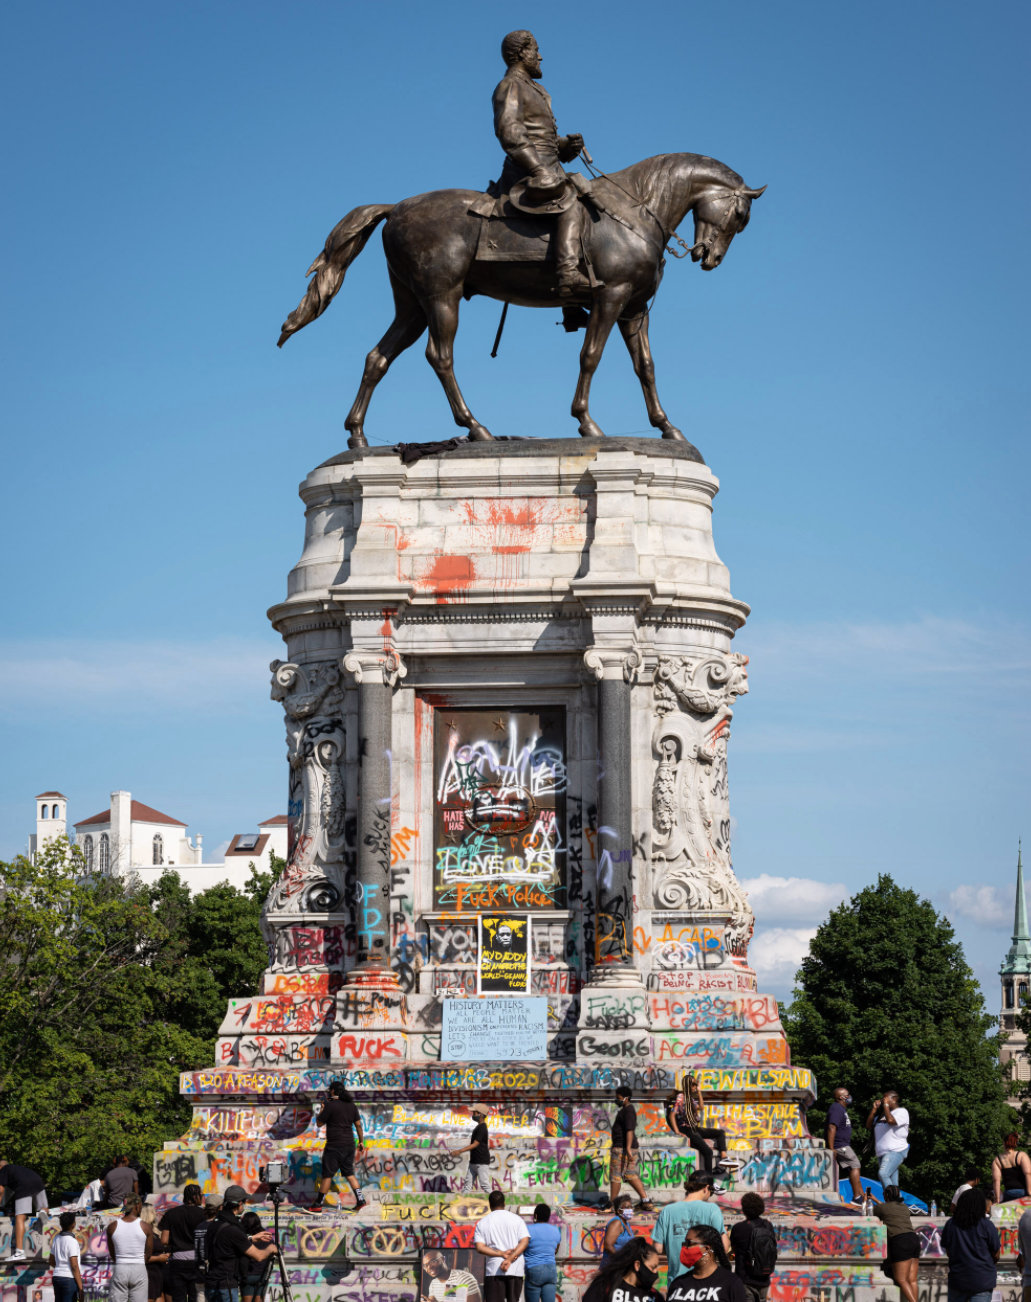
(686, 1127), (728, 1174)
(53, 1278), (79, 1302)
(878, 1145), (909, 1192)
(947, 1288), (994, 1302)
(465, 1163), (491, 1192)
(524, 1263), (557, 1302)
(206, 1287), (240, 1302)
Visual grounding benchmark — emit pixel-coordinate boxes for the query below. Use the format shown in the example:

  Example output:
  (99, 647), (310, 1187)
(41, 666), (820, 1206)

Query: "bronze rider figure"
(492, 30), (594, 295)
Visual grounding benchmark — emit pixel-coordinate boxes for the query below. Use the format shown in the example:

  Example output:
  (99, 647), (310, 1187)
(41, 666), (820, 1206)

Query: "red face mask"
(680, 1244), (707, 1268)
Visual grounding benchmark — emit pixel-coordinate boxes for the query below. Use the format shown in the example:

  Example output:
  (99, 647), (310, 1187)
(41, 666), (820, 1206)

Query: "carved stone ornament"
(650, 653), (754, 952)
(583, 647), (643, 682)
(266, 660), (349, 918)
(342, 649), (408, 687)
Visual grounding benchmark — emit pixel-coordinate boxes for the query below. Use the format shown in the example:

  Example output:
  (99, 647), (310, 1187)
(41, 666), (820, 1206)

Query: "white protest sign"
(441, 997), (548, 1061)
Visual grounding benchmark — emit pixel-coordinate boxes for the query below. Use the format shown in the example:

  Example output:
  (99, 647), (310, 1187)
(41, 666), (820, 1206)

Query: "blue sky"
(2, 0), (1027, 1001)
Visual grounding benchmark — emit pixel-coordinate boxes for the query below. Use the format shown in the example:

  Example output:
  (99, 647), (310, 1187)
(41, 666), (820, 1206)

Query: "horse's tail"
(277, 204), (394, 347)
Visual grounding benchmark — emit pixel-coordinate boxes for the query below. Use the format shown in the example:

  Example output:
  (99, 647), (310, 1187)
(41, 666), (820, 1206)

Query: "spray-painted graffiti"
(702, 1102), (807, 1145)
(263, 972), (345, 996)
(736, 1148), (835, 1193)
(218, 1034), (333, 1067)
(580, 991), (649, 1031)
(648, 969), (758, 993)
(654, 1033), (790, 1065)
(186, 1104), (313, 1140)
(433, 708), (567, 911)
(267, 925), (347, 971)
(222, 996), (337, 1036)
(695, 1067), (814, 1096)
(775, 1223), (884, 1258)
(649, 994), (781, 1033)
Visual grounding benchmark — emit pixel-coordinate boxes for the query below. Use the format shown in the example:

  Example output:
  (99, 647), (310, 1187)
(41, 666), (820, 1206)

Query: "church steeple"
(1002, 841), (1031, 977)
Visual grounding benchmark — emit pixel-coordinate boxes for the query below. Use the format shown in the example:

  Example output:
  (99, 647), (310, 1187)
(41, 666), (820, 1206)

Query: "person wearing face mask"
(826, 1087), (863, 1206)
(582, 1237), (664, 1302)
(668, 1225), (747, 1302)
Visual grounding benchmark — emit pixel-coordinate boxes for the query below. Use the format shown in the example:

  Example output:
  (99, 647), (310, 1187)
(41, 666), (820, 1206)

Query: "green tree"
(783, 873), (1009, 1203)
(0, 841), (280, 1195)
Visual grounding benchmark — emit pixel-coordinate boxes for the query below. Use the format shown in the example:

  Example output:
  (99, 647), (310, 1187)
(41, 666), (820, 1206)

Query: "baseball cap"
(205, 1194), (224, 1208)
(223, 1185), (248, 1205)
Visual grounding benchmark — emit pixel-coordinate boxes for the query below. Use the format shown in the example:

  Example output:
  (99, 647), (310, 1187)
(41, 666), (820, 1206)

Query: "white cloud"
(739, 873), (848, 924)
(946, 885), (1011, 929)
(0, 637), (279, 717)
(749, 926), (817, 993)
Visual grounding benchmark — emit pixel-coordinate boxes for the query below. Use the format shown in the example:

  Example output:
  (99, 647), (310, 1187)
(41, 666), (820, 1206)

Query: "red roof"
(258, 815), (289, 826)
(36, 791), (67, 799)
(74, 800), (187, 828)
(226, 834), (271, 857)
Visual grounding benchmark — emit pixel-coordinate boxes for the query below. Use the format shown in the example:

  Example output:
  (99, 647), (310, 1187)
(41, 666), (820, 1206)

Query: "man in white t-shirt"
(949, 1168), (982, 1213)
(866, 1090), (910, 1193)
(474, 1192), (530, 1302)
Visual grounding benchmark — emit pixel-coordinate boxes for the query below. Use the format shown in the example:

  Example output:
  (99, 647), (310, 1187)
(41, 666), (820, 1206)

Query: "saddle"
(469, 174), (654, 263)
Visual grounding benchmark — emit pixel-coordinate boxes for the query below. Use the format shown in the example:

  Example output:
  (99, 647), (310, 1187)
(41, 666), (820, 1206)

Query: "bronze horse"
(278, 152), (765, 450)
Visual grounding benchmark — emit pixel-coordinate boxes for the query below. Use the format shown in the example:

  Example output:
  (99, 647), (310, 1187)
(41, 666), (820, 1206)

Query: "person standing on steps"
(0, 1159), (50, 1263)
(311, 1080), (366, 1213)
(159, 1182), (206, 1302)
(474, 1191), (530, 1302)
(826, 1087), (864, 1205)
(205, 1185), (279, 1302)
(522, 1204), (561, 1302)
(866, 1091), (910, 1195)
(609, 1088), (656, 1213)
(107, 1193), (153, 1302)
(941, 1187), (1000, 1302)
(728, 1193), (778, 1302)
(49, 1212), (84, 1302)
(872, 1186), (920, 1302)
(452, 1104), (494, 1193)
(993, 1133), (1031, 1204)
(653, 1173), (730, 1290)
(601, 1194), (636, 1265)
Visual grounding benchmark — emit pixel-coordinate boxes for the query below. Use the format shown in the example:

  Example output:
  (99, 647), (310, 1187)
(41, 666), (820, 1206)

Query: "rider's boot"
(554, 208), (598, 295)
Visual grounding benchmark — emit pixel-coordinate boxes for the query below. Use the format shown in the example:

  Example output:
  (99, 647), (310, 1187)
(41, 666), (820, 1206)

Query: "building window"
(99, 833), (110, 872)
(1006, 984), (1015, 1009)
(53, 804), (60, 818)
(1021, 984), (1029, 1005)
(83, 836), (94, 870)
(41, 805), (48, 819)
(1018, 1059), (1031, 1082)
(153, 834), (163, 866)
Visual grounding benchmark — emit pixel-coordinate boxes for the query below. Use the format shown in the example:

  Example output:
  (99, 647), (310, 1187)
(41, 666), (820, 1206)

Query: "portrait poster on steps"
(478, 915), (531, 994)
(420, 1247), (485, 1302)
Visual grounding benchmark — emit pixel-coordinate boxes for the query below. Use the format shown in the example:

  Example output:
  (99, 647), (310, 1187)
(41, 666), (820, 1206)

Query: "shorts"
(322, 1146), (356, 1179)
(615, 1149), (640, 1179)
(13, 1191), (49, 1216)
(834, 1145), (861, 1172)
(887, 1231), (921, 1262)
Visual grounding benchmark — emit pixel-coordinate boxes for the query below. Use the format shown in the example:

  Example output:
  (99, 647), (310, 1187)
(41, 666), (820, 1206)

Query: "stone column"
(582, 649), (644, 982)
(342, 649), (406, 989)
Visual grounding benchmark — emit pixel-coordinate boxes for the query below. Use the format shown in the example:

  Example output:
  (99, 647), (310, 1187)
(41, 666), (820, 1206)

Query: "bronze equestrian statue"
(278, 30), (765, 451)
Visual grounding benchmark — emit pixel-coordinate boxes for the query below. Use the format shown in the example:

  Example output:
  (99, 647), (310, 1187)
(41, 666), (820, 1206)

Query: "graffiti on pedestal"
(433, 708), (566, 911)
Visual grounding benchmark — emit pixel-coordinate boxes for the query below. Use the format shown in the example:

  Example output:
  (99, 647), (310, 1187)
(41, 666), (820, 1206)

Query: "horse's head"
(689, 183), (766, 271)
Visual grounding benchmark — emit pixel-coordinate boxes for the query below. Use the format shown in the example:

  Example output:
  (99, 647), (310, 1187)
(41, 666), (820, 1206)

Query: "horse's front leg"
(571, 286), (632, 438)
(422, 292), (492, 441)
(617, 311), (689, 444)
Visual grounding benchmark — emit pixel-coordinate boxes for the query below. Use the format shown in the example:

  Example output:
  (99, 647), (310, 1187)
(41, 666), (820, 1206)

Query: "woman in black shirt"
(668, 1225), (748, 1302)
(582, 1236), (665, 1302)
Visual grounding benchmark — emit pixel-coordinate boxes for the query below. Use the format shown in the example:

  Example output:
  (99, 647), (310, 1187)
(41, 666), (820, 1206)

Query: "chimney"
(110, 790), (132, 872)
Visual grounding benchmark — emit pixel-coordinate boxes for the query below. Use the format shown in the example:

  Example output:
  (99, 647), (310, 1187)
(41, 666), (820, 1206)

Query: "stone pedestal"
(148, 437), (855, 1302)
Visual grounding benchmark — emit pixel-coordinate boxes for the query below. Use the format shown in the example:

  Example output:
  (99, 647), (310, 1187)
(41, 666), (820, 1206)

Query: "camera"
(260, 1161), (287, 1189)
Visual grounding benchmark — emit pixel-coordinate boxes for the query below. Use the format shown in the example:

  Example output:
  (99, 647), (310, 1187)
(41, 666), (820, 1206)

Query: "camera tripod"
(256, 1186), (293, 1302)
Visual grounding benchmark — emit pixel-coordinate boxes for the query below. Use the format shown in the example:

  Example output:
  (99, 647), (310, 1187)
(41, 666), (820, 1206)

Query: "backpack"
(743, 1219), (778, 1277)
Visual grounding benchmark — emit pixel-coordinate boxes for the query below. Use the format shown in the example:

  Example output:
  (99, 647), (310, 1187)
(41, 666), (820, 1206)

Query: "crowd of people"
(8, 1080), (1031, 1302)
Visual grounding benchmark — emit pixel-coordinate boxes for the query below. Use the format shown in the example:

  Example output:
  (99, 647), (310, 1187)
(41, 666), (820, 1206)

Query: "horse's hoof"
(467, 424), (494, 442)
(347, 429), (368, 450)
(578, 419), (605, 438)
(661, 426), (687, 441)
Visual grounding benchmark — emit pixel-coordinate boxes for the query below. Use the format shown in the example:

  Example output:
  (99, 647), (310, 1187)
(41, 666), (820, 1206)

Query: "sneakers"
(636, 1200), (657, 1213)
(5, 1250), (26, 1262)
(309, 1201), (325, 1215)
(350, 1198), (368, 1214)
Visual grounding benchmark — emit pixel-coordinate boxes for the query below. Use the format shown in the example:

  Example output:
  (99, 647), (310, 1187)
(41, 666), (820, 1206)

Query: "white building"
(30, 790), (68, 858)
(29, 789), (288, 895)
